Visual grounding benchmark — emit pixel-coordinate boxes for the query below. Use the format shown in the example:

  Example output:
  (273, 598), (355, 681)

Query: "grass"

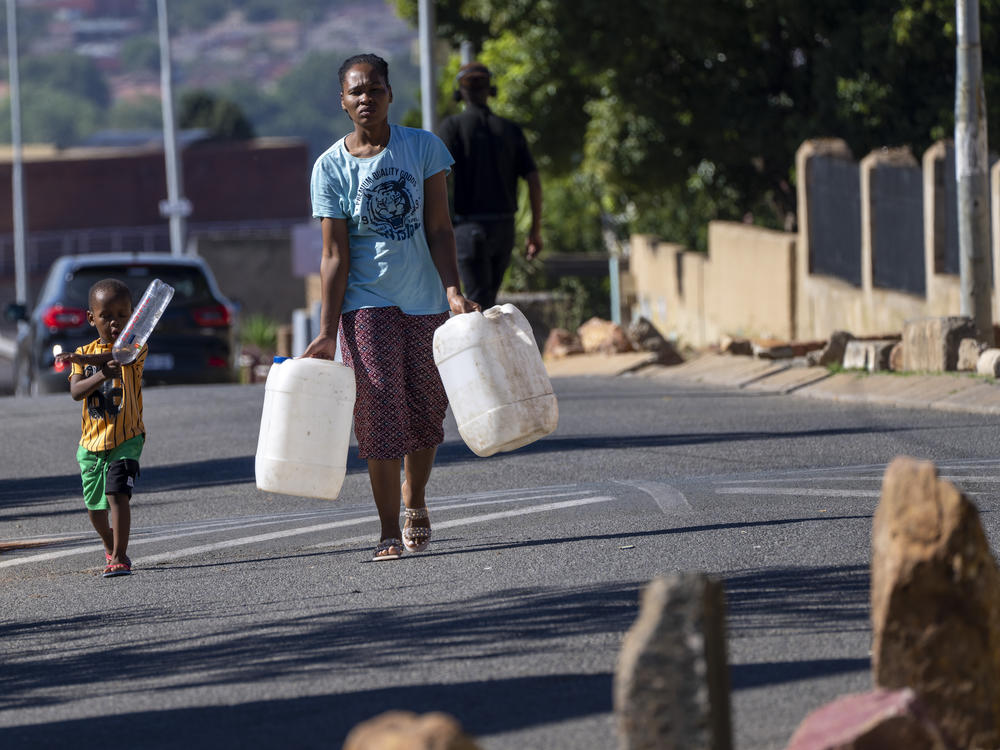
(240, 314), (278, 355)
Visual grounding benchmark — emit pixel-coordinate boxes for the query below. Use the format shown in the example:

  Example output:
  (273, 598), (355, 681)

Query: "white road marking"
(716, 475), (1000, 484)
(716, 487), (881, 497)
(308, 495), (616, 550)
(614, 479), (692, 512)
(0, 491), (611, 568)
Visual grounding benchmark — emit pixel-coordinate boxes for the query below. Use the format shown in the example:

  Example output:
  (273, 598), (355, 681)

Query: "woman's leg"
(368, 458), (403, 552)
(402, 447), (435, 549)
(402, 446), (436, 511)
(107, 492), (130, 565)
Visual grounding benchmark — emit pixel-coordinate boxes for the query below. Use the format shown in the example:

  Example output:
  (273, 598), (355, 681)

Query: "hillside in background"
(4, 0), (421, 157)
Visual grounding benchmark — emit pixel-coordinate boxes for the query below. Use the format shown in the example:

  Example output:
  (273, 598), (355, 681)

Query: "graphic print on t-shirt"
(83, 364), (122, 420)
(356, 166), (421, 241)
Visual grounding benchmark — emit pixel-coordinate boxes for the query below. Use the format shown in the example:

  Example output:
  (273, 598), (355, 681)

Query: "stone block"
(958, 338), (987, 372)
(615, 574), (732, 750)
(816, 330), (854, 367)
(871, 456), (1000, 750)
(888, 342), (904, 371)
(543, 328), (584, 359)
(628, 317), (684, 364)
(719, 336), (753, 356)
(578, 317), (634, 354)
(977, 349), (1000, 378)
(842, 339), (895, 372)
(902, 316), (977, 372)
(784, 688), (951, 750)
(343, 711), (481, 750)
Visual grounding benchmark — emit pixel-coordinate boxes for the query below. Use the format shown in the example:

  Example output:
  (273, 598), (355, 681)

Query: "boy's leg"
(107, 492), (130, 565)
(87, 509), (113, 555)
(104, 453), (140, 567)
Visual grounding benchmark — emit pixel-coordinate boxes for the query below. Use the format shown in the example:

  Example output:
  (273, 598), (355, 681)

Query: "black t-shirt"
(437, 105), (537, 219)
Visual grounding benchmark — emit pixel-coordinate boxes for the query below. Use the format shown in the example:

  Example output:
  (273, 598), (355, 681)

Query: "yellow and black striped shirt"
(70, 339), (146, 453)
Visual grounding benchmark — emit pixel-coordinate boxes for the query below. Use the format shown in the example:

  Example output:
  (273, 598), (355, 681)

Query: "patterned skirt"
(339, 306), (451, 460)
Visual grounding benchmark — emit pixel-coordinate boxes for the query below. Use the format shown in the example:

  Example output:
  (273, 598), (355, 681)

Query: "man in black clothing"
(437, 61), (543, 310)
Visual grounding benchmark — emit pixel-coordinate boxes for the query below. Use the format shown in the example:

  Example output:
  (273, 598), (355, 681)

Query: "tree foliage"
(178, 89), (255, 140)
(395, 0), (1000, 250)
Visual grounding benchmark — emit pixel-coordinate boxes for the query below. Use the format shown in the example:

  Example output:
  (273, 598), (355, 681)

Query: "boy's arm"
(68, 360), (121, 401)
(55, 350), (114, 368)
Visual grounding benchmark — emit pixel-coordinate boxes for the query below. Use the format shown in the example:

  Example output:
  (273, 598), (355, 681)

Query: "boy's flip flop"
(102, 561), (132, 578)
(105, 553), (132, 566)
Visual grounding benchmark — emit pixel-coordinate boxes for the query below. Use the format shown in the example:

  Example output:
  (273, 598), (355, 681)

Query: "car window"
(62, 265), (216, 307)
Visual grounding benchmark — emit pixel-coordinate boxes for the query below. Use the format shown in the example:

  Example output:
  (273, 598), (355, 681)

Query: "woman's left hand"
(447, 289), (480, 315)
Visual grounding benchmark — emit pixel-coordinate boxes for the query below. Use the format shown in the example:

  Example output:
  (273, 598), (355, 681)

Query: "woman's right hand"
(447, 288), (480, 315)
(302, 334), (338, 361)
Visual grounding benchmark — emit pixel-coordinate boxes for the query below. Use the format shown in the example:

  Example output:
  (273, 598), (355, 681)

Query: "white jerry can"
(255, 357), (356, 500)
(433, 304), (558, 457)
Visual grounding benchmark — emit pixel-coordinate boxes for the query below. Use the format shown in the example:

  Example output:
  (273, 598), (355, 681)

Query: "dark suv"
(6, 253), (238, 395)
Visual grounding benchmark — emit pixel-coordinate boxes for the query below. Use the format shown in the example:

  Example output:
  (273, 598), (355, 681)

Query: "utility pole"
(156, 0), (190, 256)
(956, 0), (993, 341)
(6, 0), (26, 330)
(418, 0), (436, 131)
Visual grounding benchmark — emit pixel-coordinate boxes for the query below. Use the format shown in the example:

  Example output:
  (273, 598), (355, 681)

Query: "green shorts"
(77, 434), (144, 511)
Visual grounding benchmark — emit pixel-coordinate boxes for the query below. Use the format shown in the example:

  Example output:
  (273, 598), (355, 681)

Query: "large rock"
(871, 456), (1000, 750)
(578, 317), (634, 354)
(977, 348), (1000, 378)
(902, 316), (977, 372)
(841, 339), (896, 372)
(814, 330), (854, 367)
(543, 328), (584, 359)
(784, 688), (951, 750)
(614, 574), (732, 750)
(958, 337), (988, 372)
(627, 317), (684, 365)
(342, 711), (481, 750)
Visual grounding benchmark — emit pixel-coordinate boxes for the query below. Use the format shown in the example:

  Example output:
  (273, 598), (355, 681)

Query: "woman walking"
(303, 53), (479, 560)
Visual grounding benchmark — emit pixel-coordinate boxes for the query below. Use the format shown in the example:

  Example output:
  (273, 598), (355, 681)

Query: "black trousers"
(454, 218), (516, 310)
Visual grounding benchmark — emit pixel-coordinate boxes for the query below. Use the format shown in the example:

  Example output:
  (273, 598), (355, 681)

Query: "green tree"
(394, 0), (1000, 251)
(107, 96), (164, 131)
(119, 35), (161, 74)
(179, 90), (255, 140)
(21, 52), (111, 109)
(0, 89), (101, 146)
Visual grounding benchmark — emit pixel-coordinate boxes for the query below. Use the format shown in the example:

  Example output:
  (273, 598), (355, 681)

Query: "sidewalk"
(544, 351), (1000, 416)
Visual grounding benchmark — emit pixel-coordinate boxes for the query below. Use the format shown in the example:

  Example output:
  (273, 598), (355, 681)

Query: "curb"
(557, 352), (1000, 416)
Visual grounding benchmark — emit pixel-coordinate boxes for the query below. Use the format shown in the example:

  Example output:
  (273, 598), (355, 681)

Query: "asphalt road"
(2, 374), (1000, 749)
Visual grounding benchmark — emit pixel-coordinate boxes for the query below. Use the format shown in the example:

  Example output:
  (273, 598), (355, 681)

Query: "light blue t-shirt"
(310, 124), (454, 315)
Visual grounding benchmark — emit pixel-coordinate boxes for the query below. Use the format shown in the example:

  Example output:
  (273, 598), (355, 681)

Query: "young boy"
(55, 279), (146, 578)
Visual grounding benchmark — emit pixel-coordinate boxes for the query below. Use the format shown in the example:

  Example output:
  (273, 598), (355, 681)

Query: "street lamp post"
(6, 0), (27, 328)
(156, 0), (190, 256)
(418, 0), (436, 132)
(955, 0), (993, 341)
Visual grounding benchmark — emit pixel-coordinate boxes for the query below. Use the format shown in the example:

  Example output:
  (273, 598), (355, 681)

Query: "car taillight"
(42, 305), (88, 329)
(208, 356), (227, 368)
(192, 304), (230, 327)
(53, 359), (67, 373)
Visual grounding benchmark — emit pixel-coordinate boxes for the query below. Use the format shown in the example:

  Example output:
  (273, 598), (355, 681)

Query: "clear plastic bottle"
(113, 278), (175, 364)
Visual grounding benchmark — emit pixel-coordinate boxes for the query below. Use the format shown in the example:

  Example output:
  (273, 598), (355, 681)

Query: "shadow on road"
(1, 566), (873, 745)
(0, 418), (967, 507)
(0, 672), (614, 748)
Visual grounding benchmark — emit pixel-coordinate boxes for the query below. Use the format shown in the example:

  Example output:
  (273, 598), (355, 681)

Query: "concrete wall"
(628, 137), (998, 347)
(629, 223), (794, 345)
(194, 233), (305, 323)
